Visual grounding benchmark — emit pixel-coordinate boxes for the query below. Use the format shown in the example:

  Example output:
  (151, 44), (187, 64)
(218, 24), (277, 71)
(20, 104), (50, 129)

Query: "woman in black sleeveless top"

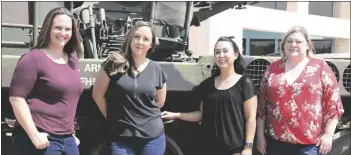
(162, 36), (257, 155)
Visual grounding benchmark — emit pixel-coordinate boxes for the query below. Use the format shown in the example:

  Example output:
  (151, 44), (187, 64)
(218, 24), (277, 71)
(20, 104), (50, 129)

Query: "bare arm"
(9, 53), (49, 149)
(155, 83), (167, 108)
(92, 69), (110, 119)
(323, 116), (339, 136)
(244, 95), (257, 143)
(9, 97), (40, 137)
(178, 102), (203, 122)
(9, 97), (49, 149)
(161, 82), (203, 122)
(162, 102), (203, 122)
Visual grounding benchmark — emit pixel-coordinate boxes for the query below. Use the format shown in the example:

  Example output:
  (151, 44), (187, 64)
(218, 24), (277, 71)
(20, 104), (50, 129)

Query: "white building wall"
(240, 6), (349, 39)
(189, 4), (350, 57)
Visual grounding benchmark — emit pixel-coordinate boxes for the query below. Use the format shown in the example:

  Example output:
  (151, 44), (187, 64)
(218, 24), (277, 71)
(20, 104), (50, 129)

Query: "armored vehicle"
(2, 1), (350, 155)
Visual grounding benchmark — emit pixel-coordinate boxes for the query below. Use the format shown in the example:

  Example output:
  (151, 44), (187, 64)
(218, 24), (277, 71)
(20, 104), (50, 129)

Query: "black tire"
(164, 135), (184, 155)
(329, 130), (350, 155)
(90, 142), (108, 155)
(84, 140), (108, 155)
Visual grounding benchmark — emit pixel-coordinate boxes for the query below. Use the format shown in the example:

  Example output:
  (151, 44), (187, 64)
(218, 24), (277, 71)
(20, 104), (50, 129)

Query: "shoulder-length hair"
(280, 26), (314, 61)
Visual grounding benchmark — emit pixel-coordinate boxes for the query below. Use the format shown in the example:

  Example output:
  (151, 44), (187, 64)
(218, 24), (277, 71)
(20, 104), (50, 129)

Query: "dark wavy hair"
(33, 7), (82, 58)
(212, 36), (246, 77)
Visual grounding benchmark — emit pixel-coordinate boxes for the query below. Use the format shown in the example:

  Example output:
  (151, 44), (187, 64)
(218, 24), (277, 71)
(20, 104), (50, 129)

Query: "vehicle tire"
(329, 130), (350, 155)
(86, 141), (108, 155)
(164, 135), (184, 155)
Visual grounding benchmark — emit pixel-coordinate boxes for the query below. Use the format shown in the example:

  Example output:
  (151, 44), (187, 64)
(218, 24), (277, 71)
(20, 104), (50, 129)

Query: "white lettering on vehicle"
(84, 64), (101, 72)
(80, 64), (101, 86)
(80, 77), (96, 86)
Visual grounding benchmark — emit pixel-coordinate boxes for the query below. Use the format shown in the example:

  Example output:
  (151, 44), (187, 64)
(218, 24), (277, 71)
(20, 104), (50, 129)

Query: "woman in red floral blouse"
(256, 26), (344, 155)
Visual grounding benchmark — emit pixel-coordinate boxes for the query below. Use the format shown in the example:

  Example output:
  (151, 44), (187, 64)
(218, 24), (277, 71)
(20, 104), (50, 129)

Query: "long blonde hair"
(102, 21), (157, 76)
(280, 26), (314, 61)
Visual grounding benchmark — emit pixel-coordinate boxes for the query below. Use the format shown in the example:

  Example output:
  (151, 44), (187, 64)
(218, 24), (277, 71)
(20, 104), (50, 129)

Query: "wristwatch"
(244, 142), (253, 149)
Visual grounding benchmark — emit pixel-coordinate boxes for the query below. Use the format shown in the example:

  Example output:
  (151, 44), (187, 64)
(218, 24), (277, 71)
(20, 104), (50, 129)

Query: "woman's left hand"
(316, 133), (333, 155)
(240, 148), (252, 155)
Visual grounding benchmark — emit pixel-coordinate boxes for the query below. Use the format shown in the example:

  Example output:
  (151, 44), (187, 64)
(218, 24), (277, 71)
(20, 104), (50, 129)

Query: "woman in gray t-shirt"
(93, 21), (167, 155)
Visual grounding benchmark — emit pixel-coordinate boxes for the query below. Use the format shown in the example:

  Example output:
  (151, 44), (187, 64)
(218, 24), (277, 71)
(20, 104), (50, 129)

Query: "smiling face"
(130, 26), (153, 58)
(283, 32), (309, 61)
(48, 14), (72, 49)
(214, 41), (238, 69)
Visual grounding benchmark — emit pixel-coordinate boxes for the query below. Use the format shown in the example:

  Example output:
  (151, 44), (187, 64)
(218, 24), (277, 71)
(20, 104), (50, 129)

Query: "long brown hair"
(33, 7), (83, 58)
(102, 21), (157, 76)
(280, 26), (314, 61)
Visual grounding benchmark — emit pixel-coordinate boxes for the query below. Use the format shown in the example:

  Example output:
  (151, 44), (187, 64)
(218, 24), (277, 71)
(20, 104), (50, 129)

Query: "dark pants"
(109, 132), (166, 155)
(266, 137), (324, 155)
(12, 132), (79, 155)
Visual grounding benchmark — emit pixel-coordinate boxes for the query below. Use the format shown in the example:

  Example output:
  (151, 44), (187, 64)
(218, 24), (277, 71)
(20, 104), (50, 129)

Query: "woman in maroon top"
(256, 26), (344, 155)
(9, 7), (83, 155)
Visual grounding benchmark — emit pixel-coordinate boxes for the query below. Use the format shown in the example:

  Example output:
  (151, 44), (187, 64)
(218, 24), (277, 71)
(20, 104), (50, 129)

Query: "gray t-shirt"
(103, 59), (167, 139)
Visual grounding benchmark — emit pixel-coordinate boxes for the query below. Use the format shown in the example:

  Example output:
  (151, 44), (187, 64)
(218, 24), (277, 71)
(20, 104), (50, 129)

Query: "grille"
(244, 59), (271, 90)
(325, 61), (340, 82)
(343, 64), (351, 93)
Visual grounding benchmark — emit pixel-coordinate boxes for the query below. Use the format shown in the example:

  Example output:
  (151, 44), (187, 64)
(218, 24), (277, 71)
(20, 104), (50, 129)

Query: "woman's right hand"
(256, 134), (267, 155)
(29, 132), (50, 149)
(161, 111), (180, 121)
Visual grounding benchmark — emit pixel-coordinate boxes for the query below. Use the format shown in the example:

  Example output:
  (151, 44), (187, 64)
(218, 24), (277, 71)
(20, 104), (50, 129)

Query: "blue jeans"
(109, 132), (166, 155)
(266, 137), (324, 155)
(12, 132), (79, 155)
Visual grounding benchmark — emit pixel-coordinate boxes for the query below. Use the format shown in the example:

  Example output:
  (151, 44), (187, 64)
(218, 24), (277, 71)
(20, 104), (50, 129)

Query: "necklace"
(131, 59), (149, 77)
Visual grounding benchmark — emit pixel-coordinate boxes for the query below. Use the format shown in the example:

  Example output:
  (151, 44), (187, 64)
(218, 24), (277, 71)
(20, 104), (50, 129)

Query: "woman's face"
(49, 14), (72, 49)
(284, 32), (309, 60)
(130, 26), (153, 58)
(214, 41), (238, 69)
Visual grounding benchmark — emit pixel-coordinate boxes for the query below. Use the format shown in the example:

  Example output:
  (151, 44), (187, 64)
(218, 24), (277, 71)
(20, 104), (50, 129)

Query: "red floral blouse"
(257, 58), (344, 144)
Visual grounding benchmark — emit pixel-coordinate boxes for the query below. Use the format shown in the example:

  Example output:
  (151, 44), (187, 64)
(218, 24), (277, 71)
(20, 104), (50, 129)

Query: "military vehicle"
(2, 1), (350, 155)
